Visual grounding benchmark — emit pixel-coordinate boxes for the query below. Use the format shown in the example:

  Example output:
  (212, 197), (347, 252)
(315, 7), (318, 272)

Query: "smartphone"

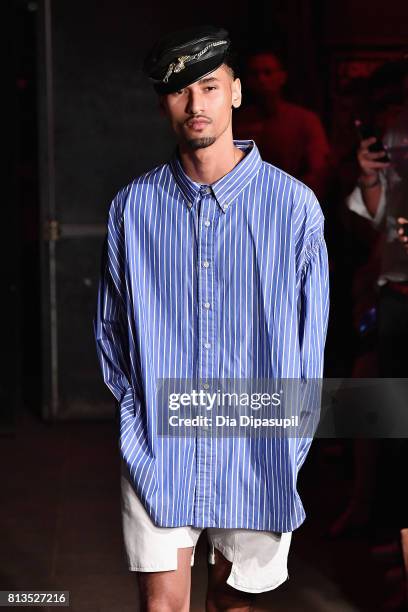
(354, 119), (390, 162)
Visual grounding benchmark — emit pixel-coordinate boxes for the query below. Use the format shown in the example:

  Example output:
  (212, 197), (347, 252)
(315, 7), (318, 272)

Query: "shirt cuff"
(345, 175), (386, 228)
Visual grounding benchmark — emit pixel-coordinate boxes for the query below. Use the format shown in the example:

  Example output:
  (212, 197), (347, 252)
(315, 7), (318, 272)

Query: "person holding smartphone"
(347, 62), (408, 377)
(346, 59), (408, 610)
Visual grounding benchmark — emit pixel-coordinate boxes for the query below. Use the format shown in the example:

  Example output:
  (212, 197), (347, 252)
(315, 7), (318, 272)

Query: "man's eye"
(205, 86), (217, 91)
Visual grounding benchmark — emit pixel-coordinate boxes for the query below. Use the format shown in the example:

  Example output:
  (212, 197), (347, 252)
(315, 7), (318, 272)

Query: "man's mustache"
(185, 115), (212, 125)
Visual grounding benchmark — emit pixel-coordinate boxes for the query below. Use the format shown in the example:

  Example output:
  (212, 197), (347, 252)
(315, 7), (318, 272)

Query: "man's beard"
(186, 136), (216, 150)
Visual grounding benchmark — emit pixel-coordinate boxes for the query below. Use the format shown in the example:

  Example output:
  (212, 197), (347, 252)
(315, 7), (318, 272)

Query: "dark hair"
(368, 58), (408, 110)
(369, 58), (408, 91)
(223, 46), (240, 79)
(240, 44), (287, 72)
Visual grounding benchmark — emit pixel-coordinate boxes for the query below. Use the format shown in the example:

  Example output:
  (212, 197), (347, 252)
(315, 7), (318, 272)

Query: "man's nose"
(185, 90), (205, 115)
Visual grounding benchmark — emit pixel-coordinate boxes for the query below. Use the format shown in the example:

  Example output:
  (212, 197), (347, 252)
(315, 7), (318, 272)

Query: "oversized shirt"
(93, 139), (330, 532)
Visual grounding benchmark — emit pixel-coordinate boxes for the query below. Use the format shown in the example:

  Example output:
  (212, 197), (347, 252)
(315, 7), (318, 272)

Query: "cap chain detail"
(162, 40), (228, 84)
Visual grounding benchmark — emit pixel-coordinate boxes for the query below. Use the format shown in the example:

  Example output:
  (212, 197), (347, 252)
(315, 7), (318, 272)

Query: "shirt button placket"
(195, 185), (218, 525)
(198, 186), (217, 385)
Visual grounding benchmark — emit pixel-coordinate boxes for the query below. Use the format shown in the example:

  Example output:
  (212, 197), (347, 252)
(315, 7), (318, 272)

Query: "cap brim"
(153, 53), (228, 94)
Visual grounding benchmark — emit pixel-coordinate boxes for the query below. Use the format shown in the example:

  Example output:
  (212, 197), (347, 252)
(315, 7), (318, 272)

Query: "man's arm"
(93, 190), (131, 403)
(296, 219), (330, 470)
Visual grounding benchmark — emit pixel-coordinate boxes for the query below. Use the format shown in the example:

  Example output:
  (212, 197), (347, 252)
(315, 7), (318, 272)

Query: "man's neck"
(178, 130), (246, 185)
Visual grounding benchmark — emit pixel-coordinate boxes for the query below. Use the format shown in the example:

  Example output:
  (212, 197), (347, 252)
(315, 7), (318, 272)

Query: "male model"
(94, 25), (329, 612)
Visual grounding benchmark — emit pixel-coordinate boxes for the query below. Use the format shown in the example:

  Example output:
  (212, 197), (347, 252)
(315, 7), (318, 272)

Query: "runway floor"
(0, 409), (398, 611)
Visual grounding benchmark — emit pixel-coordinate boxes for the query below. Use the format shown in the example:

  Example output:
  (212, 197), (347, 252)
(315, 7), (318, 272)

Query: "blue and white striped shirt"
(94, 139), (329, 532)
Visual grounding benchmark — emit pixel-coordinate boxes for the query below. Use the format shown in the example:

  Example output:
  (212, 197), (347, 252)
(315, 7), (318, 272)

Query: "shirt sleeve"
(296, 222), (330, 471)
(93, 190), (131, 403)
(346, 173), (387, 228)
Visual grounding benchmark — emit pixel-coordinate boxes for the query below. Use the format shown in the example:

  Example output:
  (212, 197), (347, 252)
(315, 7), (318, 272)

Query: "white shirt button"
(204, 342), (211, 349)
(202, 261), (210, 268)
(204, 302), (211, 309)
(204, 220), (210, 227)
(203, 383), (210, 389)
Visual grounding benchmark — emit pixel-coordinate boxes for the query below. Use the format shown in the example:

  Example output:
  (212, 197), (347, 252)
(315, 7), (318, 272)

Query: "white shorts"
(120, 459), (292, 594)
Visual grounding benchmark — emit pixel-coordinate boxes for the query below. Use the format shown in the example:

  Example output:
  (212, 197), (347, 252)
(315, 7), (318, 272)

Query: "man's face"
(245, 53), (287, 97)
(159, 64), (242, 150)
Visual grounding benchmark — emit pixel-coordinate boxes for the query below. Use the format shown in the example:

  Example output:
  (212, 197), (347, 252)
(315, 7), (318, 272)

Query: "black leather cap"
(143, 25), (231, 94)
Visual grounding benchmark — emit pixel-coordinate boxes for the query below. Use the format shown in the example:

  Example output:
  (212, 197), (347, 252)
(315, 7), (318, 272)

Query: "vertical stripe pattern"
(93, 140), (330, 532)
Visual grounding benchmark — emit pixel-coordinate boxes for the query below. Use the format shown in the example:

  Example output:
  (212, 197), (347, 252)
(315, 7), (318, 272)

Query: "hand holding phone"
(354, 119), (390, 162)
(355, 120), (391, 179)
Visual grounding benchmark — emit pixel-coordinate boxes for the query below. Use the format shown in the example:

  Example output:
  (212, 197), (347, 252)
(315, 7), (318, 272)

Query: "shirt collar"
(169, 139), (262, 213)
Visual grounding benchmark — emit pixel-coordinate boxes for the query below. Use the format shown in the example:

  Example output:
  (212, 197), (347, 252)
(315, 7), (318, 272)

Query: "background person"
(233, 47), (331, 200)
(344, 59), (408, 610)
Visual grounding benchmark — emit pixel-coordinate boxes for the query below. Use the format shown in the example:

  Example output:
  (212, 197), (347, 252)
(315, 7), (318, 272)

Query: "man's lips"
(185, 118), (211, 130)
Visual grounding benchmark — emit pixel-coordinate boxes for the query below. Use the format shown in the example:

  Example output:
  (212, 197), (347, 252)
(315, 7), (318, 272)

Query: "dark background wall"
(323, 0), (408, 46)
(10, 0), (408, 422)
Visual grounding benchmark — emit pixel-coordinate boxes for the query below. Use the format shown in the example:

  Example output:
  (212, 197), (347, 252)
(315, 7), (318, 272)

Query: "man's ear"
(232, 77), (242, 109)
